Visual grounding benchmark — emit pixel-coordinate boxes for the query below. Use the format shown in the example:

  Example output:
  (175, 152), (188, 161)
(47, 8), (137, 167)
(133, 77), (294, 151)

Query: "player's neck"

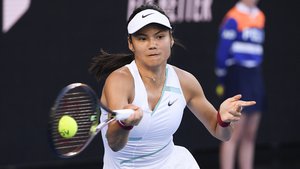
(140, 71), (165, 85)
(137, 65), (166, 85)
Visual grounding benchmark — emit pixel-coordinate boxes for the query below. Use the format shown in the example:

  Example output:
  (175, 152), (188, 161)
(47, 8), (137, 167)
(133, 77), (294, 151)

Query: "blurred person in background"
(215, 0), (266, 169)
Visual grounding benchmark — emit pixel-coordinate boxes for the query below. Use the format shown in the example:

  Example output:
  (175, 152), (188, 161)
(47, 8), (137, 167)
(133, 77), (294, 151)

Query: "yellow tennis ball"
(216, 84), (224, 97)
(58, 115), (78, 138)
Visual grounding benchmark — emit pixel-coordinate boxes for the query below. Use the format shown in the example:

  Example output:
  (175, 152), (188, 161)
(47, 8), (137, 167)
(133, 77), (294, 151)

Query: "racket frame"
(49, 83), (128, 158)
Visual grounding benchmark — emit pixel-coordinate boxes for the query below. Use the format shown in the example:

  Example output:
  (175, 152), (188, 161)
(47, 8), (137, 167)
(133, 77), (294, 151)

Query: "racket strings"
(51, 89), (99, 156)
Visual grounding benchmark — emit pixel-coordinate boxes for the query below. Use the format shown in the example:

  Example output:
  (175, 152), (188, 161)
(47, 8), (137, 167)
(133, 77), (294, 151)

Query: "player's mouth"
(148, 53), (160, 56)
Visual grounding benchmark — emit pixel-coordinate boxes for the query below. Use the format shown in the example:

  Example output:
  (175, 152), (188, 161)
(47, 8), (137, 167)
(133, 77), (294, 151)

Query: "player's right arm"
(101, 66), (143, 152)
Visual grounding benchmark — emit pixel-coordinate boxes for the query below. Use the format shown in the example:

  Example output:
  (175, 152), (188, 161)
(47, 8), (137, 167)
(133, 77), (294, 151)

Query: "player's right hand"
(122, 104), (143, 126)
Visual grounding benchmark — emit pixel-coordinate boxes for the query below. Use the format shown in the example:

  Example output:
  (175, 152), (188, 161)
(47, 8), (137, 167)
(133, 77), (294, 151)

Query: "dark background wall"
(0, 0), (299, 168)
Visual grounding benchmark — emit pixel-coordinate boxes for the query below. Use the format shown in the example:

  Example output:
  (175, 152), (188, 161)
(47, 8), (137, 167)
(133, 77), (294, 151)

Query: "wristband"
(117, 120), (133, 130)
(217, 111), (230, 127)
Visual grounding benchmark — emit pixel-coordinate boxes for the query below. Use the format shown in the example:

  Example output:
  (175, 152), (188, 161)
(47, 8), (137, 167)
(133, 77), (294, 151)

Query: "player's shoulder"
(171, 65), (203, 102)
(109, 66), (131, 78)
(171, 65), (199, 84)
(105, 66), (133, 87)
(171, 65), (191, 77)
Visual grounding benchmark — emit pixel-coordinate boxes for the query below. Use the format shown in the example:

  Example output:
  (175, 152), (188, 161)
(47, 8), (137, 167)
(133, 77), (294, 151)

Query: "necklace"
(136, 65), (165, 84)
(143, 76), (156, 82)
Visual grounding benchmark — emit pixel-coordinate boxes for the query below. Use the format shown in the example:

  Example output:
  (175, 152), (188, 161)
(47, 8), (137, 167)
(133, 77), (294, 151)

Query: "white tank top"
(100, 61), (189, 168)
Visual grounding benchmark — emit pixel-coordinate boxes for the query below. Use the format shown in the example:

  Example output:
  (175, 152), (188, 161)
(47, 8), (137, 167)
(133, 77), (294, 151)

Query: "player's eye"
(156, 34), (165, 39)
(136, 36), (147, 41)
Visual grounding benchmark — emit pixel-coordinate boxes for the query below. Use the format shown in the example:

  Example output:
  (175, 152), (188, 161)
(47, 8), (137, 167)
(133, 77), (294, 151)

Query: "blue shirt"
(215, 2), (265, 83)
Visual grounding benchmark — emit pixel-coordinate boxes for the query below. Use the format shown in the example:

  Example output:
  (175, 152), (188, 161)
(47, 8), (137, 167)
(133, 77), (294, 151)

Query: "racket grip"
(114, 109), (134, 120)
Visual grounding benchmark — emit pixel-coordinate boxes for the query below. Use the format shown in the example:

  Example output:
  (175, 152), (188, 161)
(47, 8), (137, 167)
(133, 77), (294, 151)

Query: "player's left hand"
(219, 94), (256, 123)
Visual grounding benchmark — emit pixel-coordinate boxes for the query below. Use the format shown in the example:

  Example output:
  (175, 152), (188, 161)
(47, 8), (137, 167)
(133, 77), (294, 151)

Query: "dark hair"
(89, 3), (177, 82)
(89, 49), (134, 82)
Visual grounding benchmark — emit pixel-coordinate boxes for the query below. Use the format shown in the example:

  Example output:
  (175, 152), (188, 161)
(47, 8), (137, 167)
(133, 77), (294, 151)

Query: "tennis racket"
(48, 83), (134, 158)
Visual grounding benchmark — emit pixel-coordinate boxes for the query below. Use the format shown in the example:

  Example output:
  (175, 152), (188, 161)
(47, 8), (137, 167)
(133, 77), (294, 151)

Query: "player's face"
(128, 24), (174, 68)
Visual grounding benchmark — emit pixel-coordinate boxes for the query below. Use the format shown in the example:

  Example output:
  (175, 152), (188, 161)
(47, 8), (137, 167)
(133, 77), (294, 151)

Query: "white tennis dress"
(100, 61), (200, 169)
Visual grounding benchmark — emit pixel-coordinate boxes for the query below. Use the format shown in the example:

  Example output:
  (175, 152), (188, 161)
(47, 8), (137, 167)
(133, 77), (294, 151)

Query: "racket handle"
(114, 109), (134, 120)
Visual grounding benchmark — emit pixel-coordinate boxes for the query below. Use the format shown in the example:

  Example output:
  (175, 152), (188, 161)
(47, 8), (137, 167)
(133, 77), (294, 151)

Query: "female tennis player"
(215, 0), (265, 169)
(89, 3), (256, 169)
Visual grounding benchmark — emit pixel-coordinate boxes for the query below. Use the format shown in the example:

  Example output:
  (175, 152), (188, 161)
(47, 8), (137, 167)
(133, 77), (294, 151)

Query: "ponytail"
(89, 49), (134, 81)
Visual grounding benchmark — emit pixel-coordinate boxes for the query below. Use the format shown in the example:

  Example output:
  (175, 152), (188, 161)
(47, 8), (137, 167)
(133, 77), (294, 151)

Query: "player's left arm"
(175, 67), (255, 141)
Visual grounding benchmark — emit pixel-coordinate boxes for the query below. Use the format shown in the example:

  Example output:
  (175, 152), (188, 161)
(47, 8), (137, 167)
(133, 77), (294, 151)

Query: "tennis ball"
(216, 84), (224, 97)
(58, 115), (78, 138)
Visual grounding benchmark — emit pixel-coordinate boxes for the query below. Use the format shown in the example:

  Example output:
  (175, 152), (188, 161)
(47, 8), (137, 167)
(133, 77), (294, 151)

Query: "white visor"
(127, 9), (172, 34)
